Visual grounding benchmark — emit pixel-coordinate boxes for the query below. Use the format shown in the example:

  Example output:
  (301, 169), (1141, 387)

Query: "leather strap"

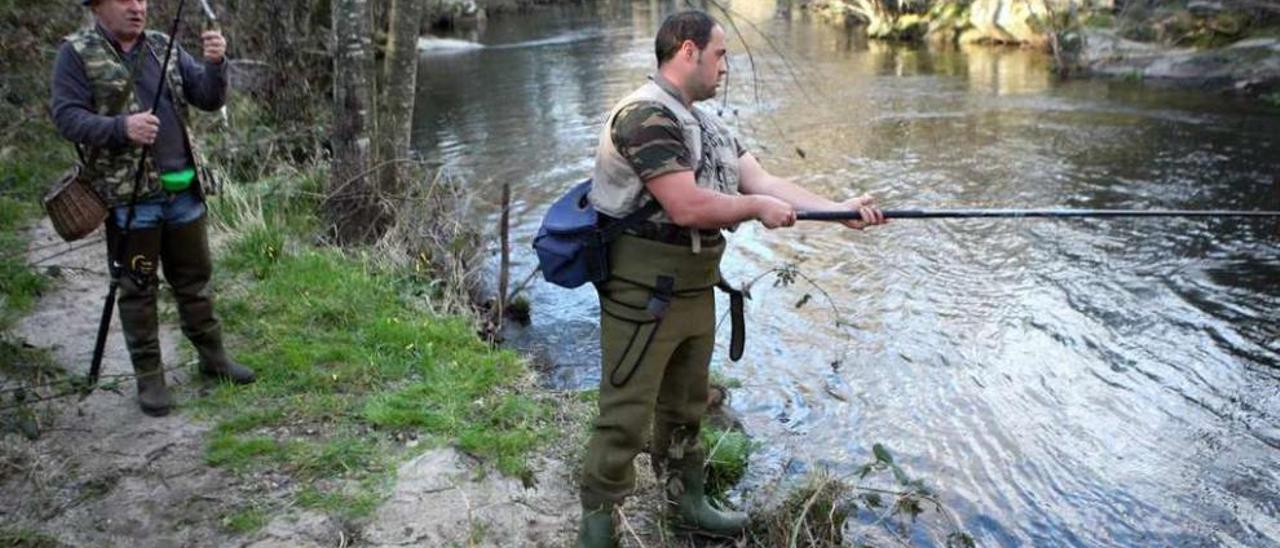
(716, 279), (747, 362)
(646, 275), (675, 320)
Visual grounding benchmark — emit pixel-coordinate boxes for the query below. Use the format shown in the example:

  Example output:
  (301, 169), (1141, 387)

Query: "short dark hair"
(655, 11), (718, 67)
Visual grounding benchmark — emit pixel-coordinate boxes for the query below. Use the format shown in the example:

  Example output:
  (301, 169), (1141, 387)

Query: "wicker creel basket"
(43, 165), (108, 242)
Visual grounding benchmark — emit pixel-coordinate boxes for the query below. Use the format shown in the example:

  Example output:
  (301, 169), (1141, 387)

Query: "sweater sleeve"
(177, 45), (228, 111)
(50, 41), (130, 149)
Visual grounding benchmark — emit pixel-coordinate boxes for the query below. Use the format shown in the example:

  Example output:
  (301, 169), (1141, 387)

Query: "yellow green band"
(159, 168), (196, 192)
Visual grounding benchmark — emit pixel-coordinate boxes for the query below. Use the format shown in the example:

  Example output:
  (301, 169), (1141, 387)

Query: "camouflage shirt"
(611, 101), (746, 183)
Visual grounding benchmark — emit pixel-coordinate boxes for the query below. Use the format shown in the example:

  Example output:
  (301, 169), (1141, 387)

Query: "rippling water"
(411, 2), (1280, 545)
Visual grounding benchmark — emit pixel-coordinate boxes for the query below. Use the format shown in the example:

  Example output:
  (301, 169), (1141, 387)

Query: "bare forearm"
(748, 174), (836, 211)
(667, 188), (763, 230)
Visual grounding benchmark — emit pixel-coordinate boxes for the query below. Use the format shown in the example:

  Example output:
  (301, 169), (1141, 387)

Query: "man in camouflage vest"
(577, 10), (887, 547)
(51, 0), (254, 417)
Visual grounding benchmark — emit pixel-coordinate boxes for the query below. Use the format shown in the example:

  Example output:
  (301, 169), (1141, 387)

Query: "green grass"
(220, 224), (286, 280)
(206, 433), (291, 471)
(0, 527), (61, 548)
(192, 178), (553, 522)
(1265, 92), (1280, 107)
(701, 425), (753, 501)
(0, 338), (63, 440)
(0, 128), (59, 332)
(296, 482), (385, 518)
(221, 504), (270, 534)
(709, 368), (743, 390)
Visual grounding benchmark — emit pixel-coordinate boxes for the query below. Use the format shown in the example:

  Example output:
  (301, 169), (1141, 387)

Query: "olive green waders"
(579, 234), (747, 547)
(107, 223), (169, 416)
(107, 214), (253, 416)
(161, 215), (255, 385)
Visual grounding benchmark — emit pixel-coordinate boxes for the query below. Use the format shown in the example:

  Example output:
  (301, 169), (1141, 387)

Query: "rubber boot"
(161, 214), (255, 384)
(577, 498), (616, 548)
(662, 430), (748, 538)
(109, 225), (173, 416)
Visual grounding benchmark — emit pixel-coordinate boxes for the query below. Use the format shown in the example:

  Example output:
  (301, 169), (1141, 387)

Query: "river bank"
(797, 0), (1280, 97)
(5, 1), (1278, 546)
(0, 169), (590, 546)
(1076, 29), (1280, 96)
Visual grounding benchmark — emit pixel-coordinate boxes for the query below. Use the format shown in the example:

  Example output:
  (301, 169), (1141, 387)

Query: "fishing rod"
(198, 0), (219, 30)
(797, 209), (1280, 221)
(88, 0), (189, 388)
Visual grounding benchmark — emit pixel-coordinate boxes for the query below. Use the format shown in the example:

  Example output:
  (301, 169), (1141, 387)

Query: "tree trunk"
(327, 0), (383, 245)
(378, 0), (427, 200)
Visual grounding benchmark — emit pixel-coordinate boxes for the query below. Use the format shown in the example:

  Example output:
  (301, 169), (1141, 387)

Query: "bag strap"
(596, 197), (663, 244)
(72, 143), (87, 165)
(716, 278), (747, 362)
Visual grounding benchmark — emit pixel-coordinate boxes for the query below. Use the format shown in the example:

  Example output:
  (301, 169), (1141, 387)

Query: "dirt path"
(0, 219), (248, 546)
(1, 219), (580, 547)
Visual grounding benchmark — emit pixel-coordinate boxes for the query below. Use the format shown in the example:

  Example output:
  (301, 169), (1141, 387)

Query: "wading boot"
(663, 433), (748, 538)
(194, 340), (256, 384)
(110, 226), (172, 416)
(134, 361), (173, 417)
(578, 499), (616, 548)
(187, 328), (255, 384)
(162, 215), (255, 385)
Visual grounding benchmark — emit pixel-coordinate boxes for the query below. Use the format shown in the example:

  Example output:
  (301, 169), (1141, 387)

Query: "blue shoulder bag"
(532, 179), (662, 289)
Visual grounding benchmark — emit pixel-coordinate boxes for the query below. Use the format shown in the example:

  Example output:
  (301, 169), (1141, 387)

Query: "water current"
(411, 2), (1280, 544)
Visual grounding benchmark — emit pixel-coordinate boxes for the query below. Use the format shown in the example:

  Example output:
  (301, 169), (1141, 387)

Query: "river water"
(411, 2), (1280, 545)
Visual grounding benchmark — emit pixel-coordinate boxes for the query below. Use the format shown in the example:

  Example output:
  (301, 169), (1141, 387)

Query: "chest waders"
(579, 234), (748, 547)
(580, 72), (748, 547)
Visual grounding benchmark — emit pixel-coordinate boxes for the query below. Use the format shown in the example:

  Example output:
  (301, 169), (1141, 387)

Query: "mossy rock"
(894, 14), (929, 40)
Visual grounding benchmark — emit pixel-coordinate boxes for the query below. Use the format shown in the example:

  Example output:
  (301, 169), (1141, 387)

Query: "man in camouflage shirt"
(51, 0), (255, 417)
(577, 10), (886, 547)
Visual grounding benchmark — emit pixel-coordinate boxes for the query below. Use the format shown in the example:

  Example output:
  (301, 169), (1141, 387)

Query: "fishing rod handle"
(797, 209), (922, 221)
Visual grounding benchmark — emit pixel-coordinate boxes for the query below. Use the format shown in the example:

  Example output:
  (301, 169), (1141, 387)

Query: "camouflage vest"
(65, 26), (214, 206)
(589, 77), (741, 223)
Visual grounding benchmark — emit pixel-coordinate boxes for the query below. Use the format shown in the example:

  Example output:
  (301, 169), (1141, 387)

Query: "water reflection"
(411, 1), (1280, 545)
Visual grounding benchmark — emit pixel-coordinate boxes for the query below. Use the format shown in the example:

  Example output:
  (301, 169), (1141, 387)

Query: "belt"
(599, 218), (723, 247)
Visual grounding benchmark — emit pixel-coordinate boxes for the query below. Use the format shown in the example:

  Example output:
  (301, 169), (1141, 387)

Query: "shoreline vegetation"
(0, 0), (1270, 545)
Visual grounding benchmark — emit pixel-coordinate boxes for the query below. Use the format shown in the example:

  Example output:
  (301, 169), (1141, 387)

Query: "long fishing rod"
(797, 209), (1280, 221)
(88, 0), (189, 388)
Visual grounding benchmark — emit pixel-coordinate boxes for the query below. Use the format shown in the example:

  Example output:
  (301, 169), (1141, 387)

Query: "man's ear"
(682, 39), (697, 61)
